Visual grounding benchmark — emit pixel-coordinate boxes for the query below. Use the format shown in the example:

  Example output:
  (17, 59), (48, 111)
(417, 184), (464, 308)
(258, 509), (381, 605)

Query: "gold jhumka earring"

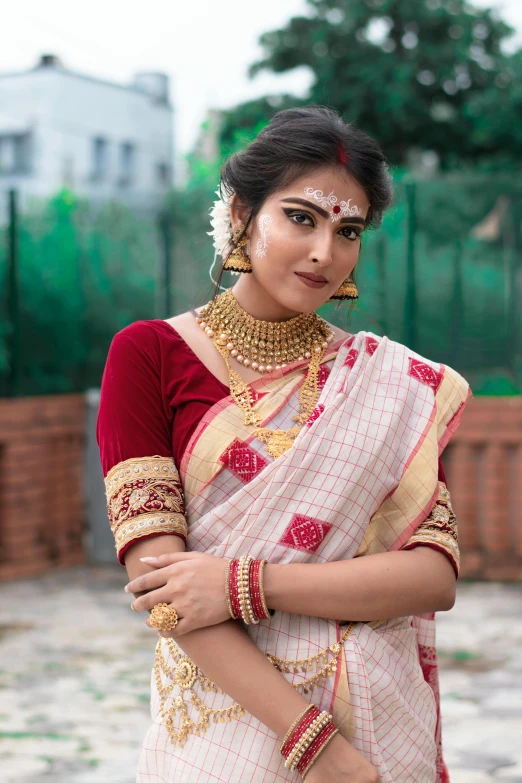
(329, 277), (359, 301)
(223, 225), (252, 273)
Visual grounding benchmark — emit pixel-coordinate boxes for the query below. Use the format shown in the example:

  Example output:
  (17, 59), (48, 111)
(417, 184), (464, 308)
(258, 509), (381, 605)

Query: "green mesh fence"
(1, 177), (520, 397)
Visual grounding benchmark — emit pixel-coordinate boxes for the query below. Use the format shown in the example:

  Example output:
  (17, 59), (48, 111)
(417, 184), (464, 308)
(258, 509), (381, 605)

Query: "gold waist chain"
(154, 622), (356, 747)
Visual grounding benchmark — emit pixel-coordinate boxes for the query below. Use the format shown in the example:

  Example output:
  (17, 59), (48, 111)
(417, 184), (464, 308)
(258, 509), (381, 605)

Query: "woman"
(97, 107), (469, 783)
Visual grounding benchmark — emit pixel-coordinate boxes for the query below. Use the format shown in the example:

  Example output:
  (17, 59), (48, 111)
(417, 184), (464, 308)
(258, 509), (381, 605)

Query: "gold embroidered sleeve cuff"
(401, 482), (460, 578)
(104, 456), (188, 564)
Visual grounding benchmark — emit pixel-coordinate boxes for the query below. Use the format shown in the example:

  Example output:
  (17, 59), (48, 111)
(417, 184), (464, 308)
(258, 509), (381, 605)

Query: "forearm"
(174, 620), (309, 737)
(124, 534), (187, 586)
(125, 536), (308, 738)
(264, 548), (456, 622)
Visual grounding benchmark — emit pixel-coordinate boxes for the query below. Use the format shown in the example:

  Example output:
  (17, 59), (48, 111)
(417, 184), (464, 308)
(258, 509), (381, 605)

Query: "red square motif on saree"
(219, 438), (269, 483)
(408, 358), (444, 393)
(279, 514), (332, 553)
(306, 404), (325, 428)
(343, 348), (359, 368)
(365, 336), (379, 355)
(249, 389), (268, 405)
(317, 363), (331, 390)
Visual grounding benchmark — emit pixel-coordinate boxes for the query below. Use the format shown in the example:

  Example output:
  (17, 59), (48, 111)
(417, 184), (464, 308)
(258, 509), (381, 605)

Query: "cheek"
(257, 220), (308, 261)
(254, 213), (273, 258)
(334, 237), (361, 263)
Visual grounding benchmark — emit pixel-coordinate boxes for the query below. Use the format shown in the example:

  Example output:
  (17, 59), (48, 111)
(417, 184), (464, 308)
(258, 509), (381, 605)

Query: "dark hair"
(215, 105), (394, 295)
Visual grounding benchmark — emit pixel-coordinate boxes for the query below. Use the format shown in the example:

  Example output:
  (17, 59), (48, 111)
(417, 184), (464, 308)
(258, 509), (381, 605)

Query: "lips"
(295, 272), (328, 283)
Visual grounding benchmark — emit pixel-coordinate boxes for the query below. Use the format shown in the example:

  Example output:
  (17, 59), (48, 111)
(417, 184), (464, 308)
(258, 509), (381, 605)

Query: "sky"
(1, 0), (521, 160)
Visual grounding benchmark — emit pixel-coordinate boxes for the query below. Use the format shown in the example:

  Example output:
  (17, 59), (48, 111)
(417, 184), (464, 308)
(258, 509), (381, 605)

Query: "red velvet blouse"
(97, 320), (453, 568)
(97, 320), (232, 473)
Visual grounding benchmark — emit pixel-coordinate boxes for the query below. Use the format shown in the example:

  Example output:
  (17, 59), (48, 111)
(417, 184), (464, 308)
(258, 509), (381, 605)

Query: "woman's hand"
(305, 734), (380, 783)
(125, 552), (231, 636)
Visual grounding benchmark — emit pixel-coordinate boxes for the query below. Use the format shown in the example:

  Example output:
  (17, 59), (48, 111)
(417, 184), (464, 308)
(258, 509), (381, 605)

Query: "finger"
(126, 567), (173, 595)
(156, 618), (192, 638)
(132, 587), (175, 613)
(139, 552), (201, 568)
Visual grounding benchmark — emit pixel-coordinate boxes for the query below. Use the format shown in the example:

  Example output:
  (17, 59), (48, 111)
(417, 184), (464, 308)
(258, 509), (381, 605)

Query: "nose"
(309, 228), (334, 267)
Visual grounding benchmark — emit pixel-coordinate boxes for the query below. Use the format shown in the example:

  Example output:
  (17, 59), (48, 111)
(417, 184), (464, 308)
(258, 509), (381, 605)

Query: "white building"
(0, 54), (174, 219)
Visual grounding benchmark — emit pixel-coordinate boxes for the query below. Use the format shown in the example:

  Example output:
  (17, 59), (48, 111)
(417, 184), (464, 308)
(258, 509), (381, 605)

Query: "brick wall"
(443, 396), (522, 581)
(0, 394), (520, 582)
(0, 395), (85, 581)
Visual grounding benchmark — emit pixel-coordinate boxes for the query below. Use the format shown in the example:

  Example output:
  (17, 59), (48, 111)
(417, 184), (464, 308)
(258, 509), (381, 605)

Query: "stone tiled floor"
(0, 569), (520, 782)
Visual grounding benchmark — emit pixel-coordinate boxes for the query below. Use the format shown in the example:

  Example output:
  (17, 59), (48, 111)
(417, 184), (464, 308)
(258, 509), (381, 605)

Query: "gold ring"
(150, 603), (178, 631)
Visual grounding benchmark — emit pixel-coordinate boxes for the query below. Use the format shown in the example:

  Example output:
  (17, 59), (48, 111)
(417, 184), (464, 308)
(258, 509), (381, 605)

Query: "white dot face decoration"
(303, 187), (363, 222)
(256, 213), (272, 257)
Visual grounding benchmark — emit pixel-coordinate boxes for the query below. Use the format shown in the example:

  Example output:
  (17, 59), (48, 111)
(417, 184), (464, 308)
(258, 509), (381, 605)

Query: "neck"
(231, 276), (301, 322)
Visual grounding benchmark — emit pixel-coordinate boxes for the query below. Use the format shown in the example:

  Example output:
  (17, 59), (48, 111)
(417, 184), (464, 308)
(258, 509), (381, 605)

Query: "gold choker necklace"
(196, 290), (336, 459)
(197, 289), (335, 374)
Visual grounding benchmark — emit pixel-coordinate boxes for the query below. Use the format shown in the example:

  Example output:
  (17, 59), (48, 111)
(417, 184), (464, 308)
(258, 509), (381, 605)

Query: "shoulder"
(112, 319), (179, 349)
(365, 333), (470, 399)
(109, 319), (187, 363)
(348, 332), (469, 388)
(102, 320), (190, 387)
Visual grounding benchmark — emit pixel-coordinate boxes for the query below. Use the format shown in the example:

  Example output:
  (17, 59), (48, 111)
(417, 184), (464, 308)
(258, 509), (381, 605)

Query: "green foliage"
(0, 189), (159, 396)
(218, 0), (520, 168)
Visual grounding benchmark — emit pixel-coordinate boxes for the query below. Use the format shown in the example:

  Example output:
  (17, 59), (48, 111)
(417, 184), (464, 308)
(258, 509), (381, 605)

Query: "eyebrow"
(280, 197), (366, 225)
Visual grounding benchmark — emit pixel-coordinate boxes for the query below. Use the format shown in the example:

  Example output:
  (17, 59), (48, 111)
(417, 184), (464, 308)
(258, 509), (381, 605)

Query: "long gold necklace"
(196, 290), (336, 458)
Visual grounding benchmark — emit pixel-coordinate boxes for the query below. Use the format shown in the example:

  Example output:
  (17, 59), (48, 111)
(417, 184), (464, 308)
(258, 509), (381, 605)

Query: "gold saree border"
(355, 364), (469, 564)
(331, 638), (356, 743)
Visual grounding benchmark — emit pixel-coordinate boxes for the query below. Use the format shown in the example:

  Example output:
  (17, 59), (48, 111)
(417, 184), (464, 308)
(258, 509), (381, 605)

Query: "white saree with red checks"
(137, 332), (470, 783)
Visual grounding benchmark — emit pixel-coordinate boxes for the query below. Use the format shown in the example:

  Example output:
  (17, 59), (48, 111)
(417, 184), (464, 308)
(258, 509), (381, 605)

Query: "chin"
(279, 288), (329, 315)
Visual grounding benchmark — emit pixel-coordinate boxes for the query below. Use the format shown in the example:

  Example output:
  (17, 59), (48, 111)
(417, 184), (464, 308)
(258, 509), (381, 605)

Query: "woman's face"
(230, 165), (370, 317)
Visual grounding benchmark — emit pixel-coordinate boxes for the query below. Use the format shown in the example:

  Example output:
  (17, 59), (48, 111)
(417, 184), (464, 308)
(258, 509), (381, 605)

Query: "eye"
(283, 208), (314, 227)
(339, 226), (362, 242)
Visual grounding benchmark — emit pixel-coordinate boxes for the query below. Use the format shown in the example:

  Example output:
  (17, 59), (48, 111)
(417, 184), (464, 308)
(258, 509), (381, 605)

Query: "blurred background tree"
(217, 0), (520, 170)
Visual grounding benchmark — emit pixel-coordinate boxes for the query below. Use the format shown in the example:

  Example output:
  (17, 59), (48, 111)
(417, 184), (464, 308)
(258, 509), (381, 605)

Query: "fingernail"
(140, 557), (157, 562)
(130, 603), (135, 611)
(124, 585), (130, 593)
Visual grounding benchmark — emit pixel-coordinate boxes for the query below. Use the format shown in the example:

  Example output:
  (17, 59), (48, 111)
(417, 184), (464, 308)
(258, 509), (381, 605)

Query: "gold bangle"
(279, 704), (315, 754)
(224, 559), (236, 619)
(301, 727), (339, 780)
(258, 559), (272, 619)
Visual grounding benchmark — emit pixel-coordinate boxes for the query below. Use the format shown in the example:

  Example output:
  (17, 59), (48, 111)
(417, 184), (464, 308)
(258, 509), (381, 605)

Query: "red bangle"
(229, 557), (271, 623)
(250, 559), (268, 620)
(297, 721), (337, 775)
(281, 707), (321, 759)
(229, 559), (242, 620)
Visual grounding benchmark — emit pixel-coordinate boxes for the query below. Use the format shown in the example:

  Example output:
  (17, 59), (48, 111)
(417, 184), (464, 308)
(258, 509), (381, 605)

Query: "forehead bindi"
(281, 182), (367, 222)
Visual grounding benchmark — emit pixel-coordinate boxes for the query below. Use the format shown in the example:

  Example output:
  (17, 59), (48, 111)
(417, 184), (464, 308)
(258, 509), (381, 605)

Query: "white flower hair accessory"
(207, 188), (240, 286)
(208, 189), (233, 257)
